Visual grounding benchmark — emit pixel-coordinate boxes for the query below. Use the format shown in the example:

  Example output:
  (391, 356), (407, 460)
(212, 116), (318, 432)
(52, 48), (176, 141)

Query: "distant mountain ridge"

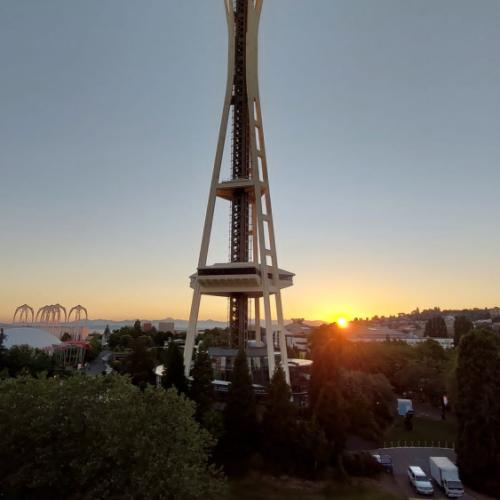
(1, 318), (324, 332)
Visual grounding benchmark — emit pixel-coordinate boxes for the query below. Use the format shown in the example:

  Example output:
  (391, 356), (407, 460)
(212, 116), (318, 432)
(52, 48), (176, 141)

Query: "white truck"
(429, 456), (464, 498)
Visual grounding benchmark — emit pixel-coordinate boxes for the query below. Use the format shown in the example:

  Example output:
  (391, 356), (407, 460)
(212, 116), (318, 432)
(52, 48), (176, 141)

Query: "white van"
(408, 465), (434, 495)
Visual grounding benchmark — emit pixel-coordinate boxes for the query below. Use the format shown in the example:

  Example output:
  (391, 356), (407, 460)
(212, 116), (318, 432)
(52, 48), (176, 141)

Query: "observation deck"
(190, 262), (293, 297)
(215, 178), (267, 201)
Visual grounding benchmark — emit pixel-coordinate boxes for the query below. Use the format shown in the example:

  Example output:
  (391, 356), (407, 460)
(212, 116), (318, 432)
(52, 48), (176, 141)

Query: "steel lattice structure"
(184, 0), (294, 383)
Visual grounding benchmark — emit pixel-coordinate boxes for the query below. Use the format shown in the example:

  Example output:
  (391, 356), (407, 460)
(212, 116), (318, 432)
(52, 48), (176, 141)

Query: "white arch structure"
(68, 305), (88, 323)
(13, 304), (35, 324)
(13, 303), (89, 341)
(36, 304), (67, 324)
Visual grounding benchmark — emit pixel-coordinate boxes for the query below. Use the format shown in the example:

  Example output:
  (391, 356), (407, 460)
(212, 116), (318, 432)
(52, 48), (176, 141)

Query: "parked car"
(408, 465), (434, 495)
(372, 454), (393, 474)
(429, 457), (464, 498)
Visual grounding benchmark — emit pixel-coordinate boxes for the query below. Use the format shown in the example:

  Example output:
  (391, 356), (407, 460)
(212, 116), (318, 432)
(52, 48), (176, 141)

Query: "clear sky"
(1, 0), (499, 323)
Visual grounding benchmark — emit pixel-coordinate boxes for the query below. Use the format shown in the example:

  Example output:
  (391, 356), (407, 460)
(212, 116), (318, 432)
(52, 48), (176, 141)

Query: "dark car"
(372, 454), (394, 474)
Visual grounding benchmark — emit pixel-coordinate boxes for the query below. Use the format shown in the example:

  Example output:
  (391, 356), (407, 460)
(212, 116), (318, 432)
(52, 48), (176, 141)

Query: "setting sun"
(337, 317), (348, 328)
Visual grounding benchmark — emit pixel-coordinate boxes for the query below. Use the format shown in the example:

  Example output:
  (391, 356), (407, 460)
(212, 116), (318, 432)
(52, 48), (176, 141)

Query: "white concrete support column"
(262, 289), (275, 377)
(275, 290), (290, 384)
(254, 297), (261, 343)
(184, 285), (201, 376)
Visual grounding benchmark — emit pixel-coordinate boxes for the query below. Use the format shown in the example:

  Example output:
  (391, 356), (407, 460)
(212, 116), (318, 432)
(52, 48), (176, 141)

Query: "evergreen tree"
(456, 328), (500, 494)
(0, 328), (7, 372)
(103, 324), (111, 345)
(424, 316), (448, 338)
(314, 380), (348, 463)
(121, 336), (155, 389)
(290, 417), (330, 478)
(133, 319), (142, 336)
(309, 324), (344, 408)
(453, 316), (473, 347)
(220, 349), (257, 474)
(261, 365), (297, 473)
(190, 348), (215, 423)
(162, 341), (188, 394)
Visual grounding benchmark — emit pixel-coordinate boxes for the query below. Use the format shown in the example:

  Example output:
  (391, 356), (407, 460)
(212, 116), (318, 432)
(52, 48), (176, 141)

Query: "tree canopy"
(0, 375), (225, 499)
(1, 344), (54, 377)
(453, 316), (473, 347)
(190, 348), (215, 424)
(261, 366), (297, 472)
(162, 341), (188, 394)
(456, 328), (500, 495)
(424, 316), (448, 338)
(220, 349), (257, 474)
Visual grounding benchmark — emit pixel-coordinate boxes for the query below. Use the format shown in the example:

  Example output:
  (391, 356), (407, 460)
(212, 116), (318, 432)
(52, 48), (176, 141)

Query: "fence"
(382, 441), (455, 449)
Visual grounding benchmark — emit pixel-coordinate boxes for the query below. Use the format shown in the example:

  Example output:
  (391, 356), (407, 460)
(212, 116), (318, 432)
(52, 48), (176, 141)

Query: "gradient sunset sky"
(1, 0), (499, 323)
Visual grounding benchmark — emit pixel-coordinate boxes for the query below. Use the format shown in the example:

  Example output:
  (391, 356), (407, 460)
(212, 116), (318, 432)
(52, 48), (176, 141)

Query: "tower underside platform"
(215, 178), (267, 201)
(191, 262), (293, 296)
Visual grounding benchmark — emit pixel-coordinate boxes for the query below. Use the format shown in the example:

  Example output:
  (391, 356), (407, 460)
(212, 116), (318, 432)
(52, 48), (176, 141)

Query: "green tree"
(220, 349), (257, 474)
(340, 371), (393, 441)
(103, 324), (111, 344)
(133, 319), (142, 336)
(454, 316), (473, 347)
(153, 330), (172, 347)
(261, 365), (297, 473)
(291, 417), (330, 478)
(4, 345), (53, 377)
(314, 380), (348, 463)
(394, 339), (449, 404)
(85, 335), (102, 363)
(309, 324), (345, 407)
(424, 316), (448, 338)
(121, 336), (155, 389)
(108, 327), (133, 351)
(162, 341), (188, 394)
(0, 328), (7, 372)
(198, 328), (230, 349)
(0, 375), (225, 499)
(456, 329), (500, 494)
(190, 348), (215, 424)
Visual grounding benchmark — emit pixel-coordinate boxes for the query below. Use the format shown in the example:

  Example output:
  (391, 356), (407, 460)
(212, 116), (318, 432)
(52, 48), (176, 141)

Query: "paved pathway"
(85, 350), (112, 376)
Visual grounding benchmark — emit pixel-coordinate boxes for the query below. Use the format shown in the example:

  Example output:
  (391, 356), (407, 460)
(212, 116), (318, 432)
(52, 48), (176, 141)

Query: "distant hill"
(85, 318), (323, 332)
(0, 318), (324, 332)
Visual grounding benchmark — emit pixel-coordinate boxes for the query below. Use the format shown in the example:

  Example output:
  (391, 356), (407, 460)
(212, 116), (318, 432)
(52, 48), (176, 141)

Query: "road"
(374, 447), (493, 500)
(85, 349), (112, 376)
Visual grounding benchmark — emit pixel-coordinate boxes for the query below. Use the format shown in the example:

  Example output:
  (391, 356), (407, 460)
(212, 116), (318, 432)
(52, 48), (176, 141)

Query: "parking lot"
(374, 447), (491, 500)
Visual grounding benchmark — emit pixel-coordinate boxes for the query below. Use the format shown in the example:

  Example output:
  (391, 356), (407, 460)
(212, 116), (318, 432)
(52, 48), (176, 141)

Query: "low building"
(284, 318), (314, 356)
(158, 321), (175, 333)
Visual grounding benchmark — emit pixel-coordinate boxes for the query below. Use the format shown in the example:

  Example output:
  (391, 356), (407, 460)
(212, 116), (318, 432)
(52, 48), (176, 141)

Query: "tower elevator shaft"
(229, 0), (250, 347)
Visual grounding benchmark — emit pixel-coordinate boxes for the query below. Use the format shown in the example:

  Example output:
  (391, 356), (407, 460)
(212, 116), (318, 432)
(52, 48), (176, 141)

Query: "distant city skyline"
(1, 0), (499, 323)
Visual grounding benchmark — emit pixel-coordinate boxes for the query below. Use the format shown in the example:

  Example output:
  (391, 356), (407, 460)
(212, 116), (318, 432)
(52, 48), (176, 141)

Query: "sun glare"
(337, 317), (348, 328)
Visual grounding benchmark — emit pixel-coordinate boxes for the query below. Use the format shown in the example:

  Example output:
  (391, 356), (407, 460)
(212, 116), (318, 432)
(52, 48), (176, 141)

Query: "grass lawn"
(228, 476), (404, 500)
(384, 416), (457, 447)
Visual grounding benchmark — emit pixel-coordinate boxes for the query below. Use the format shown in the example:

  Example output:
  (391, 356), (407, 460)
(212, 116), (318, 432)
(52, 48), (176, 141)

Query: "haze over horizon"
(1, 0), (499, 324)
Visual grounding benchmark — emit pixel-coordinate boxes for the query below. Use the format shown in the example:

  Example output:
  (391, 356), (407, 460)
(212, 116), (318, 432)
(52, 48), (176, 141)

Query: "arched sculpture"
(13, 304), (34, 324)
(68, 305), (88, 323)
